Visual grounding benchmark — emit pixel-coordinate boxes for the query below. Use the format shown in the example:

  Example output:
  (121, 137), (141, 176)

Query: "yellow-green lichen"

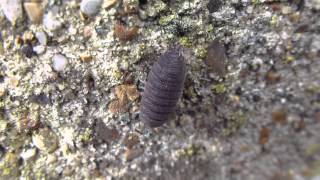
(32, 128), (59, 153)
(194, 47), (207, 59)
(0, 152), (21, 178)
(283, 54), (295, 64)
(0, 119), (8, 133)
(176, 144), (204, 158)
(112, 70), (122, 80)
(211, 84), (226, 94)
(79, 128), (92, 143)
(178, 36), (192, 47)
(159, 14), (177, 26)
(222, 111), (247, 136)
(305, 144), (320, 157)
(206, 24), (214, 33)
(302, 161), (320, 178)
(252, 0), (260, 5)
(305, 84), (320, 94)
(270, 15), (278, 26)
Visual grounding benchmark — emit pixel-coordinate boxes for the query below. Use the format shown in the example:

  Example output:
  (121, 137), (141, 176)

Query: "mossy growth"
(194, 47), (207, 59)
(178, 36), (192, 47)
(283, 54), (295, 64)
(211, 84), (226, 94)
(159, 14), (177, 26)
(222, 111), (247, 136)
(305, 84), (320, 94)
(78, 128), (92, 143)
(270, 15), (278, 27)
(112, 70), (122, 80)
(177, 144), (204, 158)
(305, 144), (320, 157)
(252, 0), (260, 5)
(0, 152), (21, 178)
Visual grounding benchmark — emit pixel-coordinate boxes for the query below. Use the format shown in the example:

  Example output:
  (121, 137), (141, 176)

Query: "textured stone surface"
(0, 0), (319, 179)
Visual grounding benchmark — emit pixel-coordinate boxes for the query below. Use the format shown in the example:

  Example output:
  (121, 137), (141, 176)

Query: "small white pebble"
(33, 45), (46, 54)
(52, 54), (68, 72)
(80, 0), (102, 17)
(35, 31), (47, 45)
(20, 148), (37, 161)
(68, 26), (77, 35)
(1, 0), (23, 24)
(43, 13), (62, 31)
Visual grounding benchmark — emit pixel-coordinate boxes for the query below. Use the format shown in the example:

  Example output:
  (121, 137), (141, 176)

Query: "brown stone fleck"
(123, 133), (139, 149)
(239, 145), (250, 152)
(114, 22), (139, 42)
(205, 40), (227, 76)
(293, 118), (305, 132)
(83, 26), (93, 39)
(108, 84), (140, 114)
(107, 99), (128, 114)
(295, 24), (309, 33)
(124, 147), (144, 161)
(314, 110), (320, 122)
(23, 2), (43, 24)
(95, 120), (119, 143)
(18, 112), (40, 131)
(9, 77), (19, 87)
(259, 127), (269, 145)
(0, 85), (5, 97)
(270, 3), (283, 11)
(270, 171), (293, 180)
(80, 53), (92, 63)
(265, 71), (280, 85)
(288, 12), (300, 23)
(126, 85), (139, 101)
(272, 110), (287, 125)
(104, 0), (118, 9)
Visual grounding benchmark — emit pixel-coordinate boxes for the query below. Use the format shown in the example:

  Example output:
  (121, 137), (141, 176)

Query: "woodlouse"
(140, 47), (186, 128)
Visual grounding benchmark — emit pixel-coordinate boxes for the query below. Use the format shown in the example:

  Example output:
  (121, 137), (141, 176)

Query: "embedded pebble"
(94, 120), (119, 143)
(83, 26), (93, 39)
(33, 45), (46, 55)
(207, 0), (222, 13)
(23, 2), (43, 24)
(108, 84), (139, 114)
(43, 13), (63, 31)
(0, 85), (6, 97)
(20, 148), (37, 161)
(32, 128), (58, 153)
(124, 147), (144, 161)
(21, 44), (34, 58)
(114, 22), (139, 42)
(0, 152), (20, 178)
(307, 0), (320, 10)
(35, 31), (48, 45)
(52, 54), (68, 72)
(0, 0), (23, 24)
(123, 134), (139, 149)
(80, 0), (103, 17)
(205, 40), (227, 76)
(46, 154), (57, 164)
(80, 53), (92, 62)
(103, 0), (118, 9)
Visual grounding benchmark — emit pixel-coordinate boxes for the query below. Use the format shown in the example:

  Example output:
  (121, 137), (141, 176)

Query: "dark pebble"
(21, 44), (34, 58)
(0, 75), (4, 83)
(205, 40), (227, 76)
(207, 0), (223, 13)
(30, 93), (50, 105)
(139, 0), (148, 6)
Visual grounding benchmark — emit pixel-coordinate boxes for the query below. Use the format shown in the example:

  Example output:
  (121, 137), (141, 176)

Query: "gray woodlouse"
(140, 47), (186, 128)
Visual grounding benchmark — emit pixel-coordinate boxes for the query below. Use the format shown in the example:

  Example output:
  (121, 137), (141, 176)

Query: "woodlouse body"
(140, 47), (186, 127)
